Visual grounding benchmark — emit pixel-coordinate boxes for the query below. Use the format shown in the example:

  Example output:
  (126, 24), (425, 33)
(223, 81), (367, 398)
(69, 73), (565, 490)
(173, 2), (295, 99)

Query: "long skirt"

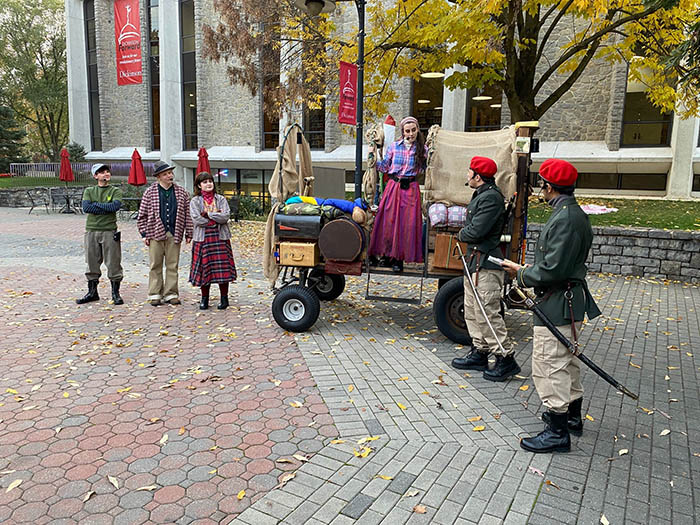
(368, 179), (423, 263)
(189, 228), (237, 287)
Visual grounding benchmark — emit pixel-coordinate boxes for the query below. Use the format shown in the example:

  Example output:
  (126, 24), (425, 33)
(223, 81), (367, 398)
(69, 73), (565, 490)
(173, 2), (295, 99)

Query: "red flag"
(128, 148), (146, 186)
(59, 148), (74, 182)
(338, 61), (358, 125)
(197, 147), (211, 175)
(114, 0), (143, 85)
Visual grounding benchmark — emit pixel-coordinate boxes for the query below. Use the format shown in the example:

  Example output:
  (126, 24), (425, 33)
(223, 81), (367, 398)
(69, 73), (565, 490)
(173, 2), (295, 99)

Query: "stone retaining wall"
(526, 223), (700, 283)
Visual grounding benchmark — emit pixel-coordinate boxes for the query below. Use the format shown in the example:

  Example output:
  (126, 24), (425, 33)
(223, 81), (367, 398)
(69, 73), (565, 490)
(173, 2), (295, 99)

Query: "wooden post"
(509, 123), (539, 265)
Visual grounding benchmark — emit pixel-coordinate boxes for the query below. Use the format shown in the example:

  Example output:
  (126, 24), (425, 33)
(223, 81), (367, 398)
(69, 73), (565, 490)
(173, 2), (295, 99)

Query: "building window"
(148, 0), (160, 150)
(621, 69), (673, 147)
(303, 99), (325, 150)
(412, 77), (443, 135)
(84, 0), (101, 151)
(466, 85), (502, 132)
(180, 0), (197, 150)
(576, 172), (667, 191)
(262, 41), (281, 150)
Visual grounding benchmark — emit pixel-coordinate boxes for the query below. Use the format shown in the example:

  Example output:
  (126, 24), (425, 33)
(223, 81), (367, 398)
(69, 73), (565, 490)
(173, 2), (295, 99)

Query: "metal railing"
(9, 161), (158, 181)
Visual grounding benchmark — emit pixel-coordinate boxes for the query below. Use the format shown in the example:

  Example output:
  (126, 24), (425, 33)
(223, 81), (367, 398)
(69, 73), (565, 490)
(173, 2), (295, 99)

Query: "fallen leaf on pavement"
(397, 402), (407, 410)
(660, 429), (671, 436)
(618, 449), (628, 456)
(289, 400), (303, 408)
(519, 385), (529, 391)
(600, 514), (610, 525)
(108, 476), (119, 489)
(135, 485), (157, 491)
(528, 466), (544, 477)
(159, 433), (168, 445)
(377, 475), (393, 480)
(468, 416), (482, 422)
(83, 491), (95, 502)
(413, 504), (427, 514)
(237, 489), (245, 500)
(5, 479), (22, 493)
(545, 479), (560, 489)
(585, 414), (595, 421)
(472, 426), (485, 432)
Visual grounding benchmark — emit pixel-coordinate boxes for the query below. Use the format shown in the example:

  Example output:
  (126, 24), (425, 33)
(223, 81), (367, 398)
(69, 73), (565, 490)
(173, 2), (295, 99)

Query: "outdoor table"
(121, 197), (142, 219)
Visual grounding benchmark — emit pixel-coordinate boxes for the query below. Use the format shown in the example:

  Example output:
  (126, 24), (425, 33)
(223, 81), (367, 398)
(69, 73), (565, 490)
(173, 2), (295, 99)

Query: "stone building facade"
(66, 0), (700, 200)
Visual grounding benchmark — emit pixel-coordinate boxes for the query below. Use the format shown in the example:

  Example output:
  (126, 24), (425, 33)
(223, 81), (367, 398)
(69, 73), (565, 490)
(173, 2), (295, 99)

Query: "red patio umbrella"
(58, 148), (75, 213)
(59, 148), (74, 182)
(128, 148), (147, 186)
(197, 147), (211, 175)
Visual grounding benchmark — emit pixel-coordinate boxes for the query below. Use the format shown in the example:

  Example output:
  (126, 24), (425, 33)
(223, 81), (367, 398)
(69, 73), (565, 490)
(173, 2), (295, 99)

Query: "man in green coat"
(502, 159), (601, 453)
(452, 156), (521, 382)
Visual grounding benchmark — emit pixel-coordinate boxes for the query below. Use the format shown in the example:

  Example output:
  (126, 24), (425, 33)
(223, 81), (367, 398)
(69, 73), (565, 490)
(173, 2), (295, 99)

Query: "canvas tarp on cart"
(424, 125), (518, 209)
(263, 125), (313, 284)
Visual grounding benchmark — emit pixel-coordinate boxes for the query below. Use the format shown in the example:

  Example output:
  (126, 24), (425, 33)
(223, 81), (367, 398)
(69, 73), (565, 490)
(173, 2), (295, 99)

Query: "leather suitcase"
(275, 214), (322, 240)
(279, 242), (320, 267)
(433, 233), (467, 271)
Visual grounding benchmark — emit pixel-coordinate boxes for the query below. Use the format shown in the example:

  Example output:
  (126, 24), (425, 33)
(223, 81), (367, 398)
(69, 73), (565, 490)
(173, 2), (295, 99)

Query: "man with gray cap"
(137, 161), (192, 306)
(76, 163), (124, 305)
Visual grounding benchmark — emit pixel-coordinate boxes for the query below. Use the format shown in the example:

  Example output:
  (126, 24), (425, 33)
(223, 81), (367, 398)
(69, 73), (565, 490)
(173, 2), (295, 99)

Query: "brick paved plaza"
(0, 207), (698, 524)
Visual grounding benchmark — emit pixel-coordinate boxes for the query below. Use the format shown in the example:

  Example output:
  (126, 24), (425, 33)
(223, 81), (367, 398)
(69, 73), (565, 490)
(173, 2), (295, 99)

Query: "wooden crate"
(279, 242), (320, 267)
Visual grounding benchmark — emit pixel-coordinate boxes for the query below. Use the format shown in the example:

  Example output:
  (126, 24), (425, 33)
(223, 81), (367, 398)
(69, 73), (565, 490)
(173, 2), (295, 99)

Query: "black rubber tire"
(433, 277), (473, 345)
(308, 270), (346, 301)
(272, 285), (321, 332)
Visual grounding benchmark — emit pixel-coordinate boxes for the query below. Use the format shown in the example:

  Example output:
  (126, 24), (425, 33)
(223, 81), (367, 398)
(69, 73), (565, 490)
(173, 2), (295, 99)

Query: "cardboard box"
(433, 233), (467, 271)
(279, 242), (320, 267)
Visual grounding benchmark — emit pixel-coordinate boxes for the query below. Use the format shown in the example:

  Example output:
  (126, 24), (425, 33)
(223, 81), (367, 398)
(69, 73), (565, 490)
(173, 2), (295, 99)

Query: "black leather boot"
(521, 411), (571, 453)
(217, 295), (229, 310)
(76, 280), (99, 304)
(199, 296), (209, 310)
(111, 281), (124, 305)
(452, 348), (489, 371)
(543, 397), (584, 435)
(483, 354), (521, 382)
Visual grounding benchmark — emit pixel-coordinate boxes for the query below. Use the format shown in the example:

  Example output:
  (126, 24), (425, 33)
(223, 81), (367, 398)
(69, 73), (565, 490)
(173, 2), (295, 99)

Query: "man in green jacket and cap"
(452, 156), (520, 382)
(502, 158), (601, 453)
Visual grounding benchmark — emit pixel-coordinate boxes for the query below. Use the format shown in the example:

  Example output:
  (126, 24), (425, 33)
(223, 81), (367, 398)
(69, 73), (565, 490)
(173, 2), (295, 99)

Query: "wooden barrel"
(318, 218), (365, 262)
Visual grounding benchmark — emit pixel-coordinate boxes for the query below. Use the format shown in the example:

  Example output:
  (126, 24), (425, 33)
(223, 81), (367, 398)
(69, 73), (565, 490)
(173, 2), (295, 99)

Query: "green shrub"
(237, 195), (264, 220)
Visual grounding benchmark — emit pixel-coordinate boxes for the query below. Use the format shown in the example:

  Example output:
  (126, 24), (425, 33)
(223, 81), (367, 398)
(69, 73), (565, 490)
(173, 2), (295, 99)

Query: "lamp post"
(294, 0), (366, 199)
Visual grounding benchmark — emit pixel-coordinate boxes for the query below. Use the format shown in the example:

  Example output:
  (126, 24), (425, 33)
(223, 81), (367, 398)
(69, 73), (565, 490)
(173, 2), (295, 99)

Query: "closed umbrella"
(58, 148), (75, 213)
(197, 147), (211, 175)
(128, 148), (146, 186)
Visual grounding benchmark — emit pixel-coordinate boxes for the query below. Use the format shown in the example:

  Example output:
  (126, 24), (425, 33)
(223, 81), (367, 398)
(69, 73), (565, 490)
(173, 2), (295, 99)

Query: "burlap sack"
(424, 125), (517, 209)
(362, 124), (384, 204)
(263, 125), (313, 284)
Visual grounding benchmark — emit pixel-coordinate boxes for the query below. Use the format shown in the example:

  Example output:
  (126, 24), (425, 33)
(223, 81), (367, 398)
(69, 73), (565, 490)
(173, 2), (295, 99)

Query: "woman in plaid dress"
(189, 172), (237, 310)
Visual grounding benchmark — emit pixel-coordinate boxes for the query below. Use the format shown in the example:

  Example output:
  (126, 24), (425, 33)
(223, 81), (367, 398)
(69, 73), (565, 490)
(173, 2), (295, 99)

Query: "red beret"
(539, 159), (578, 187)
(469, 156), (497, 178)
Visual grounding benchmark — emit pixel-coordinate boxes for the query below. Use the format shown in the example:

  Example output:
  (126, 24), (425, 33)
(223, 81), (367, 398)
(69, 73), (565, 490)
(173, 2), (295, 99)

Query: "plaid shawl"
(137, 182), (193, 243)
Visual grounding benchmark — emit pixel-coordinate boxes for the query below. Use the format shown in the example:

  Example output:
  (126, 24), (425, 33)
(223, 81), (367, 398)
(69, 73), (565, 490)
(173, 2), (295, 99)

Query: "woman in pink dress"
(368, 116), (426, 272)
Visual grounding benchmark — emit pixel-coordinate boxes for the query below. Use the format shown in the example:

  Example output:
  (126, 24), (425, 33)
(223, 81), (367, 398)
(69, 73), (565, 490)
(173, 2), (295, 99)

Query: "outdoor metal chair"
(26, 190), (50, 214)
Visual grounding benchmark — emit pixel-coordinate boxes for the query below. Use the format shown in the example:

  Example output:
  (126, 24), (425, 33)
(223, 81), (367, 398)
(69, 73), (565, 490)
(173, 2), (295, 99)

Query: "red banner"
(114, 0), (143, 85)
(338, 61), (358, 125)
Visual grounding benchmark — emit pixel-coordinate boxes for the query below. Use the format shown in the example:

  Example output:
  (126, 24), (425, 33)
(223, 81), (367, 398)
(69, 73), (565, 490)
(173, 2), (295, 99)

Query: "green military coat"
(457, 181), (506, 273)
(516, 195), (601, 326)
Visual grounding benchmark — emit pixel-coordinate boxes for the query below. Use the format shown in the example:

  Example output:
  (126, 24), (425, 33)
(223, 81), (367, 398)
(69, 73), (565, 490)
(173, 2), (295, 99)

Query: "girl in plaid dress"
(189, 172), (237, 310)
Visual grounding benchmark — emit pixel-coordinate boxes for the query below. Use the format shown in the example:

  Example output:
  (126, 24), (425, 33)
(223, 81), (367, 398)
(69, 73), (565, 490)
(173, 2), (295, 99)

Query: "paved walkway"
(0, 207), (697, 524)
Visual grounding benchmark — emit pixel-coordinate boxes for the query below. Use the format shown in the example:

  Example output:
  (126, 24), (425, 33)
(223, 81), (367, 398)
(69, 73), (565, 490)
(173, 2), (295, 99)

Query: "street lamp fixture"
(293, 0), (335, 15)
(295, 0), (366, 199)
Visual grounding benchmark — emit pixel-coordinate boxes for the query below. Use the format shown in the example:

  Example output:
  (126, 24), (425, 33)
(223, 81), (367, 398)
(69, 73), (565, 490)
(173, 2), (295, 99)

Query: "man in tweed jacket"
(137, 161), (193, 306)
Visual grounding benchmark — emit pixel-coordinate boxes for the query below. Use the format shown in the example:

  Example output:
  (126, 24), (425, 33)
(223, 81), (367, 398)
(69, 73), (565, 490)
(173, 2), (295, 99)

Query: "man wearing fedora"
(502, 159), (601, 453)
(452, 156), (520, 382)
(137, 161), (193, 306)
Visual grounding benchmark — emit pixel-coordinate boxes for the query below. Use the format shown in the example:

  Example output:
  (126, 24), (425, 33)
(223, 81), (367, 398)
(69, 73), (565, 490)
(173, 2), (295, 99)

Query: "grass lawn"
(0, 176), (89, 188)
(527, 196), (700, 231)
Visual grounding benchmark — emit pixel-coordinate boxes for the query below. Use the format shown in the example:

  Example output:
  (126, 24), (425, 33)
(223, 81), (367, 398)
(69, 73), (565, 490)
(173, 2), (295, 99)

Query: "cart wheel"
(309, 270), (345, 301)
(272, 285), (321, 332)
(433, 277), (472, 345)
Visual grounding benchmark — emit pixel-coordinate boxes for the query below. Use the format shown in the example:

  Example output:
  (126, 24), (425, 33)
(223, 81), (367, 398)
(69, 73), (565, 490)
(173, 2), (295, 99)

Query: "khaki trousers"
(148, 233), (181, 302)
(463, 269), (512, 356)
(532, 323), (583, 413)
(84, 231), (123, 282)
